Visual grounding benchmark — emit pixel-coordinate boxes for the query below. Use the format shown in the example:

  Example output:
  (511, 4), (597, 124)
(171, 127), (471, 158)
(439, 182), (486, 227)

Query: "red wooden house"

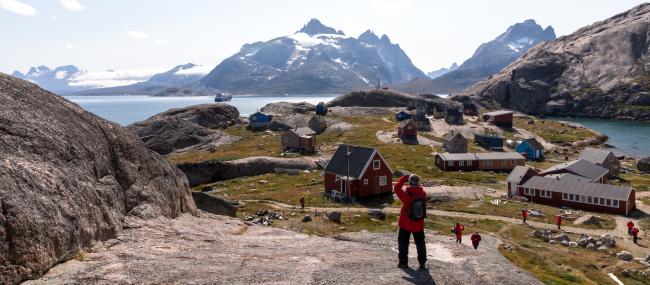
(397, 119), (417, 140)
(324, 145), (393, 199)
(482, 110), (514, 128)
(281, 127), (316, 154)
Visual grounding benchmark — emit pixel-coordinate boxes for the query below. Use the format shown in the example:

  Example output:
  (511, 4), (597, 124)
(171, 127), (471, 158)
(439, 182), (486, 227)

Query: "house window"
(283, 137), (288, 143)
(524, 188), (534, 195)
(600, 198), (605, 205)
(364, 178), (368, 185)
(606, 199), (611, 206)
(540, 190), (552, 198)
(613, 200), (619, 207)
(447, 161), (453, 167)
(587, 196), (592, 203)
(373, 160), (380, 170)
(379, 176), (387, 186)
(459, 161), (465, 166)
(467, 161), (472, 166)
(575, 195), (580, 202)
(569, 194), (574, 201)
(563, 193), (567, 200)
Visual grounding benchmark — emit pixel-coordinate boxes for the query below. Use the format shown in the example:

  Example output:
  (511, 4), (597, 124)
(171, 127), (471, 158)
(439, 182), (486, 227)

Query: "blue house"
(516, 138), (545, 161)
(395, 111), (414, 122)
(315, 102), (328, 115)
(249, 111), (272, 130)
(474, 133), (504, 151)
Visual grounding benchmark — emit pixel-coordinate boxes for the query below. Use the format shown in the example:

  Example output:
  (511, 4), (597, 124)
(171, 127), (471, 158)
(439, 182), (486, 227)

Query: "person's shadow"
(401, 267), (436, 285)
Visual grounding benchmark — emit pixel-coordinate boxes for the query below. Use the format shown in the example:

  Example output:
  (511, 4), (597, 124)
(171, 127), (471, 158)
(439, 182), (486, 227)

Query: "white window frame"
(606, 199), (611, 206)
(447, 161), (453, 167)
(612, 200), (619, 207)
(459, 160), (465, 166)
(373, 160), (381, 170)
(283, 137), (289, 143)
(563, 193), (568, 200)
(467, 160), (472, 166)
(587, 196), (592, 203)
(378, 176), (387, 186)
(524, 188), (534, 196)
(364, 178), (368, 185)
(540, 190), (552, 198)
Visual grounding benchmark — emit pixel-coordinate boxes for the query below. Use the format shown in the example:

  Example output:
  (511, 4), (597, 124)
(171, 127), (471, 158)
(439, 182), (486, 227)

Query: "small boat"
(214, 93), (233, 102)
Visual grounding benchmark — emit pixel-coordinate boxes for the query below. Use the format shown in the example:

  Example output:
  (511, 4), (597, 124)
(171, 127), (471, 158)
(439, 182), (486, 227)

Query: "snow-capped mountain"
(198, 18), (426, 94)
(72, 63), (209, 95)
(11, 65), (86, 93)
(398, 19), (556, 94)
(427, 63), (458, 79)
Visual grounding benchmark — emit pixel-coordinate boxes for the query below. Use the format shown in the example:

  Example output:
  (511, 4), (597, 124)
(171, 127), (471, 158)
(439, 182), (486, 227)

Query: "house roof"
(289, 127), (316, 137)
(325, 145), (382, 178)
(579, 148), (613, 164)
(540, 159), (609, 182)
(443, 131), (465, 141)
(437, 153), (476, 161)
(545, 173), (591, 183)
(475, 133), (504, 140)
(521, 138), (543, 150)
(507, 165), (533, 183)
(400, 119), (416, 127)
(483, 110), (514, 117)
(475, 152), (525, 160)
(521, 176), (633, 200)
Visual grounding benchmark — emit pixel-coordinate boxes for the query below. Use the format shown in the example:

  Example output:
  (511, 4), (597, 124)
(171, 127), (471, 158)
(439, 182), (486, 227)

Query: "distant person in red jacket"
(471, 232), (482, 250)
(632, 227), (640, 244)
(454, 223), (465, 244)
(627, 221), (635, 235)
(299, 196), (305, 209)
(521, 209), (528, 224)
(556, 215), (562, 230)
(394, 174), (428, 270)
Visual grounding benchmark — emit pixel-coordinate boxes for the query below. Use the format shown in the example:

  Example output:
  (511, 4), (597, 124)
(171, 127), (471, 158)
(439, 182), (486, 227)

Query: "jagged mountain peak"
(297, 18), (344, 36)
(498, 19), (556, 43)
(359, 29), (380, 43)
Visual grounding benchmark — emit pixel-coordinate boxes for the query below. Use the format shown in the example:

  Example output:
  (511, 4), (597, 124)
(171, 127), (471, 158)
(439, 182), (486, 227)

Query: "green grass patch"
(513, 117), (594, 144)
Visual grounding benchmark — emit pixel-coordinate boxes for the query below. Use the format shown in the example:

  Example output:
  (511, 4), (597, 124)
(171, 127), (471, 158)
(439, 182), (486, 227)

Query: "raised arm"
(394, 175), (410, 202)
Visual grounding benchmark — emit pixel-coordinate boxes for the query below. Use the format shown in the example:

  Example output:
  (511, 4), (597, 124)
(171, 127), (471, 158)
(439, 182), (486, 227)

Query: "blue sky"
(1, 0), (647, 75)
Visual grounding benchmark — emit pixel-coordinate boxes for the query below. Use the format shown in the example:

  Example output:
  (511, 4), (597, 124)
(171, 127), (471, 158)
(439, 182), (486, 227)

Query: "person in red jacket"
(521, 208), (528, 224)
(299, 196), (305, 209)
(454, 223), (464, 244)
(394, 174), (427, 270)
(471, 232), (482, 250)
(556, 214), (562, 230)
(627, 221), (635, 235)
(632, 227), (640, 244)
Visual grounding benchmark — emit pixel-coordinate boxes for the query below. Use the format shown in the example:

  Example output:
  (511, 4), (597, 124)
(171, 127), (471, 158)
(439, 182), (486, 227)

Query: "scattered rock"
(586, 244), (595, 250)
(568, 242), (578, 247)
(554, 234), (570, 242)
(549, 240), (557, 244)
(328, 211), (342, 223)
(302, 215), (312, 222)
(621, 269), (631, 277)
(367, 209), (386, 220)
(600, 234), (616, 248)
(573, 215), (601, 227)
(258, 180), (269, 184)
(617, 251), (633, 261)
(560, 240), (569, 247)
(260, 102), (315, 116)
(577, 236), (589, 247)
(598, 246), (609, 252)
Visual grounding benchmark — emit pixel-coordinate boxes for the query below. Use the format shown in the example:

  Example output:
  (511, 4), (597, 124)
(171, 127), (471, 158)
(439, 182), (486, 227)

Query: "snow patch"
(174, 65), (212, 76)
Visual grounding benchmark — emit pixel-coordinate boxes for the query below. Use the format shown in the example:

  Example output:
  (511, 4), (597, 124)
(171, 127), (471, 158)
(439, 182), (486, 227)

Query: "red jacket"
(455, 224), (464, 238)
(556, 215), (562, 225)
(395, 175), (426, 232)
(632, 228), (639, 237)
(627, 221), (634, 230)
(471, 233), (481, 245)
(521, 210), (527, 218)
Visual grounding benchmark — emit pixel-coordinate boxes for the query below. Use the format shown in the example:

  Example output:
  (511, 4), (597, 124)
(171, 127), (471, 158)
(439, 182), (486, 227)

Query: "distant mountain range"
(72, 63), (207, 96)
(427, 63), (458, 79)
(11, 65), (86, 94)
(197, 18), (427, 94)
(398, 19), (556, 94)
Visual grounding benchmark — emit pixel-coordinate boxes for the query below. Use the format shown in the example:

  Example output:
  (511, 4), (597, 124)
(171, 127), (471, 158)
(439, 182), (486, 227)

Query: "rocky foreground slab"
(27, 213), (541, 285)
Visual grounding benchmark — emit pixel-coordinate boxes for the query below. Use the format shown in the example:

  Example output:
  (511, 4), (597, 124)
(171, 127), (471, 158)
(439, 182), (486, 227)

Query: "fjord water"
(64, 95), (337, 126)
(549, 116), (650, 157)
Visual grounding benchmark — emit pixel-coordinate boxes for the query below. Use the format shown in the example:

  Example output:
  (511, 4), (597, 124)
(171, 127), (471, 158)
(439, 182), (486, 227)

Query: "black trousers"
(398, 228), (427, 266)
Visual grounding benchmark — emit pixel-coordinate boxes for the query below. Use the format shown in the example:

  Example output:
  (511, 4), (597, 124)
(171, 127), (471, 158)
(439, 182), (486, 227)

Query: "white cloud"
(154, 39), (167, 45)
(49, 15), (57, 20)
(65, 44), (76, 49)
(60, 0), (84, 11)
(126, 30), (148, 40)
(68, 68), (166, 88)
(374, 0), (412, 15)
(174, 65), (213, 76)
(0, 0), (38, 16)
(55, 71), (68, 79)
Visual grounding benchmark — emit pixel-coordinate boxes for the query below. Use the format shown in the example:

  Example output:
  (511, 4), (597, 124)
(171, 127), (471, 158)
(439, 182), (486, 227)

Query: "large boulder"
(573, 215), (601, 227)
(191, 192), (237, 217)
(127, 104), (240, 155)
(617, 251), (633, 261)
(260, 102), (315, 116)
(0, 74), (197, 284)
(327, 89), (460, 112)
(177, 157), (318, 186)
(637, 157), (650, 173)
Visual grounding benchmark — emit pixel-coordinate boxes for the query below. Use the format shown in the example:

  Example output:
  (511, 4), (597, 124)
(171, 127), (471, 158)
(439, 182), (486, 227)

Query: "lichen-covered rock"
(260, 101), (315, 116)
(0, 74), (197, 284)
(638, 157), (650, 173)
(617, 251), (634, 261)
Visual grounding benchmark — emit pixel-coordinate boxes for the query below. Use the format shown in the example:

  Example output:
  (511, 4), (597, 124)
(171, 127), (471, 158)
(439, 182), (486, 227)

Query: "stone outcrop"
(260, 101), (315, 116)
(191, 192), (237, 217)
(127, 104), (240, 155)
(27, 214), (542, 284)
(454, 3), (650, 121)
(328, 89), (459, 112)
(0, 73), (196, 284)
(177, 156), (318, 186)
(637, 157), (650, 173)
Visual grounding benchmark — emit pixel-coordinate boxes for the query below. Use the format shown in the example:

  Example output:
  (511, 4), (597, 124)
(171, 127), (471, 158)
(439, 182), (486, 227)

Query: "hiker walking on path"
(471, 232), (481, 250)
(632, 227), (640, 244)
(454, 223), (464, 244)
(556, 215), (562, 230)
(394, 174), (428, 271)
(627, 221), (635, 235)
(521, 209), (528, 224)
(299, 197), (305, 210)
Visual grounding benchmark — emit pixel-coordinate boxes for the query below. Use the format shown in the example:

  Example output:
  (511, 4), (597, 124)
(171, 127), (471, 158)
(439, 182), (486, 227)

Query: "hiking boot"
(418, 265), (427, 271)
(397, 263), (408, 269)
